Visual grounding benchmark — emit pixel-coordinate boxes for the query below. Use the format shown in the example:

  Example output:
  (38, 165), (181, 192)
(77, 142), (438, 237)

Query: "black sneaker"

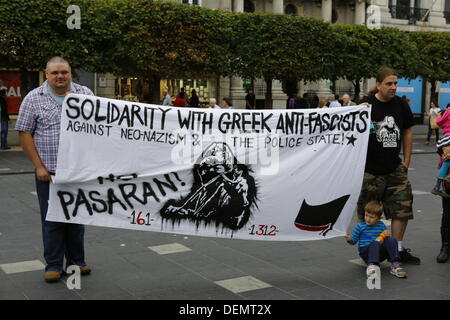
(399, 248), (421, 265)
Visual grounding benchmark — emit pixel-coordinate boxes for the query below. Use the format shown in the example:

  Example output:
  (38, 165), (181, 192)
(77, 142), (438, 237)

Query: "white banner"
(47, 94), (370, 241)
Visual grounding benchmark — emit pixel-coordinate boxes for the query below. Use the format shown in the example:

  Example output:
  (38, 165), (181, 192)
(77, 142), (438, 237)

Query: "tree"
(0, 0), (124, 95)
(329, 25), (376, 101)
(329, 25), (421, 101)
(231, 13), (334, 108)
(109, 0), (234, 103)
(409, 31), (450, 104)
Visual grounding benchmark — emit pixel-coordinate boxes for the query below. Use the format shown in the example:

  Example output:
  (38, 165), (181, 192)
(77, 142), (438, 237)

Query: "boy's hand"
(345, 232), (351, 241)
(382, 230), (391, 237)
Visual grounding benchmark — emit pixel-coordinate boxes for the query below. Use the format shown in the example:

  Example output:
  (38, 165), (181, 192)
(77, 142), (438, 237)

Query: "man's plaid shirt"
(15, 81), (93, 172)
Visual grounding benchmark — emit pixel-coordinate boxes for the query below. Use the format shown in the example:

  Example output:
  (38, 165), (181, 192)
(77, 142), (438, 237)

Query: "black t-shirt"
(359, 94), (415, 175)
(245, 94), (256, 109)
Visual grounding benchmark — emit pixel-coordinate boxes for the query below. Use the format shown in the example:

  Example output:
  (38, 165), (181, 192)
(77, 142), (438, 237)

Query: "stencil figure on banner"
(357, 67), (420, 265)
(46, 93), (372, 242)
(15, 56), (93, 283)
(161, 142), (257, 231)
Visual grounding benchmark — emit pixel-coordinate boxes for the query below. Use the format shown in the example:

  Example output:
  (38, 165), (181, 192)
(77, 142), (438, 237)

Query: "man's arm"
(402, 127), (413, 168)
(19, 132), (51, 181)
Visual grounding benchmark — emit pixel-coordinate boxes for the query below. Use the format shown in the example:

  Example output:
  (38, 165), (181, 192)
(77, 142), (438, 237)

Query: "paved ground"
(1, 124), (449, 302)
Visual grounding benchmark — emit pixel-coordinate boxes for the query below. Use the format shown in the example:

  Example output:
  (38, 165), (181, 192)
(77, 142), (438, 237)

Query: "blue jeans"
(438, 160), (450, 178)
(35, 176), (87, 272)
(359, 238), (400, 265)
(0, 119), (8, 149)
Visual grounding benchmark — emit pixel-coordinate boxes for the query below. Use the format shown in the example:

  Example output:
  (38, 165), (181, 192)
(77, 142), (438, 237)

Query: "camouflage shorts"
(357, 164), (413, 221)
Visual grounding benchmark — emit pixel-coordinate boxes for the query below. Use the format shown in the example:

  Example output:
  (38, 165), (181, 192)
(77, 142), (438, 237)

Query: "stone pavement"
(1, 124), (449, 302)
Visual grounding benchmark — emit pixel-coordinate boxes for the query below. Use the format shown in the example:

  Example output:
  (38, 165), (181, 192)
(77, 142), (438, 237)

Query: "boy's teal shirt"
(347, 221), (387, 251)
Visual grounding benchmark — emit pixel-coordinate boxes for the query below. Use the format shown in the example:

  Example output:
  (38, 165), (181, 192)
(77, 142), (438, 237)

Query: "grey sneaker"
(366, 265), (379, 281)
(390, 266), (407, 278)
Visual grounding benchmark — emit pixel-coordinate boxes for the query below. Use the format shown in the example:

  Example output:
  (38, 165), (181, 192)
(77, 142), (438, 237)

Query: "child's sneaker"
(431, 179), (450, 198)
(390, 266), (407, 278)
(366, 265), (379, 281)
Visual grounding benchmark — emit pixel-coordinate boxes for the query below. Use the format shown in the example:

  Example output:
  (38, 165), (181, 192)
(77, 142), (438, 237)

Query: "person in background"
(0, 88), (11, 150)
(245, 88), (256, 110)
(310, 95), (319, 108)
(342, 93), (356, 106)
(161, 90), (171, 106)
(296, 93), (310, 109)
(317, 97), (329, 108)
(222, 97), (233, 109)
(208, 98), (221, 109)
(425, 100), (441, 145)
(431, 102), (450, 197)
(189, 89), (199, 108)
(173, 92), (188, 107)
(329, 94), (342, 108)
(287, 94), (297, 109)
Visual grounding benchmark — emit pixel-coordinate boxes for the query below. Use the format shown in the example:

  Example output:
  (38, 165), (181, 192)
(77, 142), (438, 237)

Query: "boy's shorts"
(357, 164), (413, 221)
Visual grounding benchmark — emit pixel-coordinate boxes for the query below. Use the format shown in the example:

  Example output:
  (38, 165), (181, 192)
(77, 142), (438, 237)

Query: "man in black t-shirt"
(245, 88), (256, 110)
(357, 67), (420, 265)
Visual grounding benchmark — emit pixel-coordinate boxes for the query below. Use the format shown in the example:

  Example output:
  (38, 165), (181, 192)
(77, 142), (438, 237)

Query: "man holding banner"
(15, 57), (93, 283)
(357, 67), (420, 265)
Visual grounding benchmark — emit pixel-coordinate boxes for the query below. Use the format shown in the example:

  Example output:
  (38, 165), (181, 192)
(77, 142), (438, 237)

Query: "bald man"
(16, 57), (93, 283)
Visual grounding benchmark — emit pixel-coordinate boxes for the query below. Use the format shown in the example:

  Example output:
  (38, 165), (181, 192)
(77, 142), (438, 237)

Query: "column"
(273, 0), (284, 14)
(321, 0), (332, 22)
(230, 76), (246, 109)
(354, 0), (366, 25)
(317, 0), (333, 99)
(428, 0), (447, 26)
(233, 0), (243, 12)
(272, 80), (288, 109)
(229, 0), (246, 108)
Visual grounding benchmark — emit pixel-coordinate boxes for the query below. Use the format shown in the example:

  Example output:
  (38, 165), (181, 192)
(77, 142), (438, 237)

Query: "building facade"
(91, 0), (449, 110)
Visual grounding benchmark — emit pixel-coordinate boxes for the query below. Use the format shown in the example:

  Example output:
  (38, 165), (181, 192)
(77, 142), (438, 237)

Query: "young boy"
(346, 201), (407, 279)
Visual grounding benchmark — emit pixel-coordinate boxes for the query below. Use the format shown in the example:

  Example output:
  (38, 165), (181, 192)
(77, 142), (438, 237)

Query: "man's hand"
(345, 232), (351, 242)
(36, 166), (51, 182)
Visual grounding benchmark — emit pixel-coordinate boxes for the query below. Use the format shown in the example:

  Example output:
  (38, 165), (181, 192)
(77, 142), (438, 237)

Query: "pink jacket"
(436, 109), (450, 136)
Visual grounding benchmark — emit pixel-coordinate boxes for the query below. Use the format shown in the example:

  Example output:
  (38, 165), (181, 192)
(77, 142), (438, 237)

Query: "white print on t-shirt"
(374, 116), (400, 148)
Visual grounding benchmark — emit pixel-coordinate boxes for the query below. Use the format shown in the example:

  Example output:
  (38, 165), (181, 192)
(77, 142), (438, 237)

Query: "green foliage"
(408, 31), (450, 84)
(112, 0), (234, 78)
(370, 27), (421, 80)
(0, 0), (448, 95)
(231, 12), (333, 83)
(329, 24), (376, 83)
(0, 0), (77, 69)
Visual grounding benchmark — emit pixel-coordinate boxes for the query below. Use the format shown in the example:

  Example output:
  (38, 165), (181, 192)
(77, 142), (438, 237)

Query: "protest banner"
(47, 94), (370, 241)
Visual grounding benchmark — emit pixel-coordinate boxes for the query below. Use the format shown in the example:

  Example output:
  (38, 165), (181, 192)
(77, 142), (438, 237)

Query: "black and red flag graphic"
(294, 195), (350, 236)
